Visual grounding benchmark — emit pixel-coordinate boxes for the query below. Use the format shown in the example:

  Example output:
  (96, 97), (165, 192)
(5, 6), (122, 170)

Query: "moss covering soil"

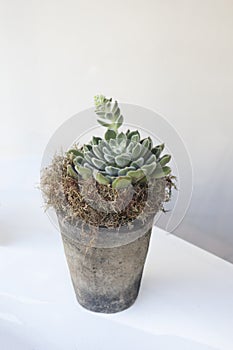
(40, 154), (175, 232)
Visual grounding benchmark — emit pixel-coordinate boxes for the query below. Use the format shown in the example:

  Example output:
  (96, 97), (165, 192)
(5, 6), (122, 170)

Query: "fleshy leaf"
(112, 101), (118, 114)
(67, 149), (83, 158)
(114, 107), (121, 118)
(114, 115), (123, 129)
(83, 144), (92, 152)
(106, 112), (113, 120)
(92, 145), (104, 159)
(115, 153), (131, 167)
(139, 144), (149, 158)
(73, 156), (84, 166)
(96, 111), (105, 117)
(126, 141), (135, 153)
(92, 136), (102, 145)
(97, 119), (111, 128)
(104, 153), (115, 163)
(105, 129), (117, 141)
(84, 152), (94, 165)
(132, 143), (142, 160)
(67, 165), (79, 179)
(145, 154), (156, 165)
(105, 166), (119, 176)
(131, 157), (144, 168)
(112, 176), (132, 189)
(109, 138), (117, 149)
(127, 169), (145, 182)
(117, 132), (126, 141)
(131, 134), (140, 143)
(141, 137), (152, 150)
(118, 166), (135, 176)
(74, 165), (92, 180)
(83, 162), (93, 170)
(105, 102), (112, 113)
(92, 158), (106, 170)
(153, 166), (171, 179)
(94, 172), (110, 185)
(151, 144), (165, 158)
(102, 145), (112, 155)
(159, 154), (171, 166)
(141, 163), (157, 176)
(127, 130), (140, 140)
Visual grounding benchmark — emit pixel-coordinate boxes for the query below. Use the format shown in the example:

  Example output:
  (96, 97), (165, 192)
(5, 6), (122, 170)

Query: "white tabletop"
(0, 179), (233, 349)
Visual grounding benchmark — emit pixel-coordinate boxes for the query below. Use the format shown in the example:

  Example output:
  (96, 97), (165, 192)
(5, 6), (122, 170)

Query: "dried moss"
(40, 154), (174, 230)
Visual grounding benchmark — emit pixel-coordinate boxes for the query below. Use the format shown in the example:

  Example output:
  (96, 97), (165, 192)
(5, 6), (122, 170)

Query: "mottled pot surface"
(61, 226), (152, 313)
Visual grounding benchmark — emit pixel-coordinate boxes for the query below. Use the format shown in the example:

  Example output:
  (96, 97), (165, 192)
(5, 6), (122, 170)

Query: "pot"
(58, 215), (154, 313)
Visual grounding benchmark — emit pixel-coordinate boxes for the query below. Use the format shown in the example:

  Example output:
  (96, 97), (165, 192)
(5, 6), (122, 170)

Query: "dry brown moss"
(40, 154), (174, 230)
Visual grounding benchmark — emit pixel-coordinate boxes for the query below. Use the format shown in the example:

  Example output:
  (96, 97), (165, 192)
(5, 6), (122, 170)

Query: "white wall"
(1, 0), (233, 260)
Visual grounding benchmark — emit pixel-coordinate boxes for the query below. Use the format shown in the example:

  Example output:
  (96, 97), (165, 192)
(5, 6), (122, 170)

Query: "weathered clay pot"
(58, 216), (154, 313)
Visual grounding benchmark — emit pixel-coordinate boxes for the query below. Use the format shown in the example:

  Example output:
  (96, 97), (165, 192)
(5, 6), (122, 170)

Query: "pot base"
(75, 275), (142, 313)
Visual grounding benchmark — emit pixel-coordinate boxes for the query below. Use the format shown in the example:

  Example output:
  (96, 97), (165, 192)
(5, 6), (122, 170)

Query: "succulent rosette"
(67, 95), (172, 189)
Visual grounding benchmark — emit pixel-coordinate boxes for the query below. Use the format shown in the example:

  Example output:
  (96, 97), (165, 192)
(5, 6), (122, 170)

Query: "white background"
(1, 0), (233, 261)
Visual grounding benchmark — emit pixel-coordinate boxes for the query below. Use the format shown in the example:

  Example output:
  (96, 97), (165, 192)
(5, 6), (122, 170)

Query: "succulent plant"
(67, 95), (172, 189)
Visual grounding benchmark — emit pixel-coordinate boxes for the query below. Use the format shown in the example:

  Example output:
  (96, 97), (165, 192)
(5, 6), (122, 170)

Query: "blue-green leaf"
(92, 136), (102, 145)
(151, 143), (165, 158)
(114, 107), (121, 119)
(105, 129), (117, 141)
(97, 119), (111, 128)
(131, 157), (144, 168)
(83, 144), (92, 152)
(67, 165), (79, 179)
(115, 153), (131, 167)
(145, 154), (156, 165)
(127, 169), (145, 182)
(159, 154), (171, 166)
(141, 137), (152, 150)
(141, 163), (157, 176)
(74, 165), (92, 179)
(118, 166), (135, 176)
(73, 156), (84, 166)
(112, 101), (118, 114)
(67, 149), (83, 157)
(131, 134), (140, 143)
(112, 176), (132, 189)
(127, 130), (140, 140)
(153, 165), (171, 178)
(92, 158), (106, 170)
(84, 152), (94, 165)
(92, 145), (104, 159)
(104, 153), (115, 163)
(132, 143), (142, 160)
(105, 166), (119, 176)
(94, 172), (110, 185)
(114, 114), (123, 129)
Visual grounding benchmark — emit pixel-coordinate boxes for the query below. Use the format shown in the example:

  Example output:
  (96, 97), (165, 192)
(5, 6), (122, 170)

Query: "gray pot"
(58, 216), (154, 313)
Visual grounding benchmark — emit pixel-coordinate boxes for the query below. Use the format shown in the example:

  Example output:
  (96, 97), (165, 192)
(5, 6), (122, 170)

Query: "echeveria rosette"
(67, 96), (172, 189)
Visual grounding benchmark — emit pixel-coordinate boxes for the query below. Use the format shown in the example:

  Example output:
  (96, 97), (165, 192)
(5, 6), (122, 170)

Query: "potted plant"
(41, 95), (176, 313)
